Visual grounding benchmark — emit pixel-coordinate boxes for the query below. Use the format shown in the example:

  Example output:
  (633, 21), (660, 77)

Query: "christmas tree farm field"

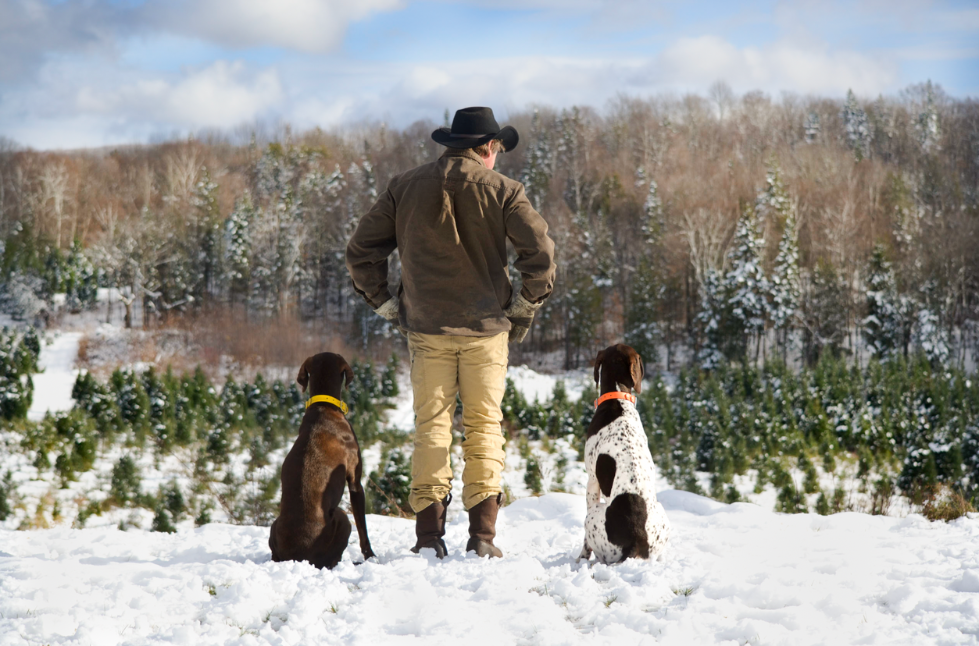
(1, 333), (976, 532)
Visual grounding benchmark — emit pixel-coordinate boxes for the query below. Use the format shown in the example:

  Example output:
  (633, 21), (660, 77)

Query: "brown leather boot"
(466, 493), (503, 558)
(410, 494), (451, 559)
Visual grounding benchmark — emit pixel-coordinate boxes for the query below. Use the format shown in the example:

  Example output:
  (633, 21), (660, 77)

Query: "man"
(346, 107), (556, 558)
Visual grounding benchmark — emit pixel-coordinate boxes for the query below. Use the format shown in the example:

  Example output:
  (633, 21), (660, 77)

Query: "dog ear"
(593, 349), (606, 386)
(296, 358), (310, 393)
(340, 360), (354, 391)
(631, 353), (644, 394)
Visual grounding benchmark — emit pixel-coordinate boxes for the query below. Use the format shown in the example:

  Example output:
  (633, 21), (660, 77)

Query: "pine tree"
(625, 256), (662, 364)
(804, 111), (820, 143)
(915, 80), (941, 153)
(0, 328), (37, 420)
(524, 454), (543, 495)
(111, 368), (151, 441)
(110, 455), (142, 506)
(368, 448), (411, 517)
(723, 205), (768, 361)
(842, 89), (872, 161)
(63, 239), (98, 312)
(800, 261), (848, 366)
(695, 269), (727, 369)
(755, 159), (798, 357)
(519, 110), (552, 212)
(625, 181), (665, 362)
(0, 471), (13, 521)
(191, 167), (222, 304)
(380, 354), (399, 398)
(641, 180), (665, 245)
(770, 210), (800, 355)
(912, 304), (950, 366)
(863, 245), (906, 359)
(223, 193), (254, 306)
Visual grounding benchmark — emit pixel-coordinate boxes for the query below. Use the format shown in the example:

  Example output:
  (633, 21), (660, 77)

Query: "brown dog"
(268, 352), (375, 569)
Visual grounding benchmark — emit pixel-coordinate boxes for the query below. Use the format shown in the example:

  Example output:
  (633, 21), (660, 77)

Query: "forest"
(1, 81), (976, 372)
(2, 80), (979, 528)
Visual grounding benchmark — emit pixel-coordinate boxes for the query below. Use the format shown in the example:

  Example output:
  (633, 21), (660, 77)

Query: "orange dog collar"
(594, 391), (637, 409)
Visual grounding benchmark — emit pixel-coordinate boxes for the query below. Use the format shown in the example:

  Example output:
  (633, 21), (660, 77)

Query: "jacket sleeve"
(504, 182), (557, 304)
(345, 186), (398, 309)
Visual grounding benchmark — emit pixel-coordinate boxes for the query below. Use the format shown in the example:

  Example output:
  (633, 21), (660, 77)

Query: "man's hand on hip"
(504, 291), (542, 344)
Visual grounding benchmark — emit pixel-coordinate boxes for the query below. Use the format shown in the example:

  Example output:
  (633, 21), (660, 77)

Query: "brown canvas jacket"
(345, 148), (556, 336)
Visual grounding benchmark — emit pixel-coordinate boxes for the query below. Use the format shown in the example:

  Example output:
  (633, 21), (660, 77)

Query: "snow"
(6, 331), (979, 644)
(26, 331), (82, 421)
(2, 493), (978, 645)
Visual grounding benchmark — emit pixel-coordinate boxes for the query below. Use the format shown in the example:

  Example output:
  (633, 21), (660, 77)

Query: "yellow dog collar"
(305, 395), (349, 415)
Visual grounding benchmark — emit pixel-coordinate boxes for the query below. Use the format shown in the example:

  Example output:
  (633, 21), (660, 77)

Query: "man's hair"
(472, 139), (505, 157)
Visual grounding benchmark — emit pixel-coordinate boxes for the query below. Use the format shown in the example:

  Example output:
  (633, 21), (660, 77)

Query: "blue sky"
(1, 0), (976, 149)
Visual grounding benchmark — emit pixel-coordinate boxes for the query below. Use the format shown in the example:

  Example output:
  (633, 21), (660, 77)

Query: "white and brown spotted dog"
(577, 344), (670, 564)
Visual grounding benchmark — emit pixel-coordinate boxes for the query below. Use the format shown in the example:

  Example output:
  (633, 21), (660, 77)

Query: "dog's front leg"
(348, 469), (375, 561)
(577, 470), (601, 563)
(585, 470), (601, 511)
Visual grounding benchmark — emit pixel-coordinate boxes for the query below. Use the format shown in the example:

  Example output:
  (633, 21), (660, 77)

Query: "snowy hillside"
(2, 326), (979, 644)
(3, 492), (979, 645)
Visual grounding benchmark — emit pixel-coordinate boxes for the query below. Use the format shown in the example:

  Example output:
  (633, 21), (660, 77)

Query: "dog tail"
(605, 493), (650, 562)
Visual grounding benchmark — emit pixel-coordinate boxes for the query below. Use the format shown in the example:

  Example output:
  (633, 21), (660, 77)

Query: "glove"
(374, 297), (405, 336)
(504, 291), (542, 344)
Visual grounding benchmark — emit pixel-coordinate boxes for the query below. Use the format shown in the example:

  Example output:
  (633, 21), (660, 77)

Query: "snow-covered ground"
(26, 331), (82, 421)
(4, 327), (979, 644)
(2, 493), (978, 645)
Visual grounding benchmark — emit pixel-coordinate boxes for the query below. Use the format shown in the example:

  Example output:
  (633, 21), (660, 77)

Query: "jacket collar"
(440, 148), (486, 167)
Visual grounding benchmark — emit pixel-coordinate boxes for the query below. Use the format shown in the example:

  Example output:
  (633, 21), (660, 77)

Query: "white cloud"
(74, 61), (283, 128)
(0, 0), (132, 82)
(151, 0), (404, 53)
(0, 0), (403, 84)
(290, 38), (898, 130)
(0, 27), (942, 149)
(651, 36), (898, 95)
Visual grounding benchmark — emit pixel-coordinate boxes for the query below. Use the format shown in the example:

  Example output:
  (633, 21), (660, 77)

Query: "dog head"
(296, 352), (354, 398)
(593, 344), (644, 394)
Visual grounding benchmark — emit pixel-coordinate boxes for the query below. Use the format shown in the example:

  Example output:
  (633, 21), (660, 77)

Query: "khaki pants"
(406, 331), (508, 512)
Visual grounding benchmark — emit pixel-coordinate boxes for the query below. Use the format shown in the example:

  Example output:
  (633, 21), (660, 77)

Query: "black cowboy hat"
(431, 107), (519, 152)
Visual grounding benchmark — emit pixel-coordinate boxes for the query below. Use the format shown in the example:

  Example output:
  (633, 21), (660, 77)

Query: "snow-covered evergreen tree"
(626, 256), (661, 364)
(724, 205), (768, 360)
(641, 180), (664, 245)
(842, 90), (872, 161)
(1, 272), (47, 322)
(695, 269), (727, 369)
(63, 240), (98, 312)
(519, 110), (552, 212)
(0, 327), (39, 420)
(626, 179), (666, 364)
(804, 111), (821, 143)
(915, 80), (941, 153)
(191, 167), (221, 303)
(770, 211), (800, 354)
(224, 193), (254, 306)
(755, 159), (790, 222)
(800, 261), (848, 366)
(912, 305), (950, 366)
(863, 245), (906, 359)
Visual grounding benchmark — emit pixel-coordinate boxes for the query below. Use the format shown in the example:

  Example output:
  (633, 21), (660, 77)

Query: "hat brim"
(431, 125), (519, 152)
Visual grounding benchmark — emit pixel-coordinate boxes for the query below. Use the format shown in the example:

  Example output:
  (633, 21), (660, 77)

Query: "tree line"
(1, 81), (976, 369)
